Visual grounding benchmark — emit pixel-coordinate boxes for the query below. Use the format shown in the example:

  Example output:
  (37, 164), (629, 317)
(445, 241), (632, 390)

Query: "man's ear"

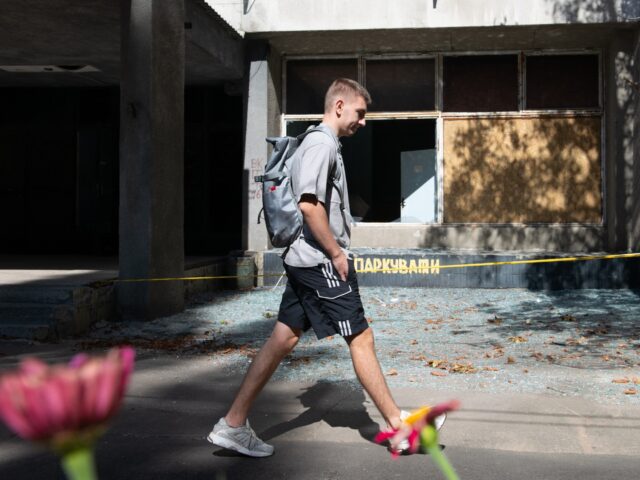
(335, 99), (344, 115)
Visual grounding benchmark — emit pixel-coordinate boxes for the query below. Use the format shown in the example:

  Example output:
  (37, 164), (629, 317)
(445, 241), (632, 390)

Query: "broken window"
(443, 55), (519, 112)
(526, 54), (599, 109)
(365, 58), (436, 112)
(286, 59), (358, 114)
(286, 119), (437, 223)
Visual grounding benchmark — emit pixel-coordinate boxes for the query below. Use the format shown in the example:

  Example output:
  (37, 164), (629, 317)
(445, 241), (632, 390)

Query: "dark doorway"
(0, 87), (243, 256)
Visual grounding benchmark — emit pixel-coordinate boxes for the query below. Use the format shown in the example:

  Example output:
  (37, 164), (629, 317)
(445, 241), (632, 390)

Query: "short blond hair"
(324, 78), (372, 113)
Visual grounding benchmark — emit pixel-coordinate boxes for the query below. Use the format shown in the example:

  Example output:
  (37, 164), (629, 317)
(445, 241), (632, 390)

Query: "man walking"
(208, 78), (444, 457)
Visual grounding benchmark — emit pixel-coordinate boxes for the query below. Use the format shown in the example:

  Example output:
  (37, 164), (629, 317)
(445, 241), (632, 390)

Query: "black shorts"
(278, 258), (368, 339)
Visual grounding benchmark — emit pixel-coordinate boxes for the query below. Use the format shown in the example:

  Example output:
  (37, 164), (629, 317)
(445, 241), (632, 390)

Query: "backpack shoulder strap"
(293, 125), (345, 209)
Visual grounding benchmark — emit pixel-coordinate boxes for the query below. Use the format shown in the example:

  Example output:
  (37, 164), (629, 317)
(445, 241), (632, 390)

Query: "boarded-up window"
(526, 54), (599, 109)
(365, 59), (436, 112)
(443, 55), (519, 112)
(443, 116), (601, 223)
(286, 59), (358, 114)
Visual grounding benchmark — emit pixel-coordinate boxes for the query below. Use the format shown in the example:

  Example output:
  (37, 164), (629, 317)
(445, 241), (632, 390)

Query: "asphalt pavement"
(1, 286), (639, 479)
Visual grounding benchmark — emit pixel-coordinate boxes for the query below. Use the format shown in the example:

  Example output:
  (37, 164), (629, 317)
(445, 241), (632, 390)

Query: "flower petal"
(374, 430), (397, 444)
(0, 348), (136, 445)
(0, 375), (39, 440)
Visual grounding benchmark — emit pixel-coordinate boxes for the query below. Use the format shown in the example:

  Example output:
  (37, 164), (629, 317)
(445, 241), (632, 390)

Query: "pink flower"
(375, 400), (460, 457)
(0, 347), (135, 452)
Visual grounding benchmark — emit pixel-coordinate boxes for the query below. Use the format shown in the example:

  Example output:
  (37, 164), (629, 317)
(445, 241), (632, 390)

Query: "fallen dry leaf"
(523, 369), (529, 373)
(508, 336), (528, 344)
(386, 368), (398, 376)
(507, 356), (516, 364)
(624, 388), (637, 395)
(484, 347), (505, 359)
(612, 378), (630, 384)
(560, 314), (577, 322)
(451, 363), (477, 374)
(410, 354), (428, 361)
(427, 359), (448, 369)
(431, 370), (448, 377)
(488, 316), (503, 325)
(483, 367), (499, 371)
(410, 339), (418, 345)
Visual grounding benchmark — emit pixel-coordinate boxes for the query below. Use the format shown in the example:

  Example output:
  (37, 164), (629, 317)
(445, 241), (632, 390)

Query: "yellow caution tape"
(103, 252), (640, 285)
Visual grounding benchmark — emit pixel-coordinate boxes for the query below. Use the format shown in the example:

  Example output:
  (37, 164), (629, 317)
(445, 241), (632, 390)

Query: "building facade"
(0, 1), (638, 324)
(238, 0), (640, 262)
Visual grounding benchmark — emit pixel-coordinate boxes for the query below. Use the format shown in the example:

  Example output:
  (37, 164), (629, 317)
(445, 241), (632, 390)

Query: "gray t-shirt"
(283, 124), (353, 267)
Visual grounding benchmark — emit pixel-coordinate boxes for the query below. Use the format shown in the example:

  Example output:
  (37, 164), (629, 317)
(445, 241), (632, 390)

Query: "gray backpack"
(255, 126), (340, 248)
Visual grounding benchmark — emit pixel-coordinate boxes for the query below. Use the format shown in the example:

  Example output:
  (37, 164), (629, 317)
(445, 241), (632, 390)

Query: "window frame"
(522, 49), (602, 114)
(282, 54), (359, 118)
(440, 50), (522, 115)
(281, 49), (604, 227)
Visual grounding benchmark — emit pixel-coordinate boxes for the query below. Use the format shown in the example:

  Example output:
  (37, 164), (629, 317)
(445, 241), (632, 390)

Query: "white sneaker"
(394, 409), (447, 453)
(207, 417), (274, 457)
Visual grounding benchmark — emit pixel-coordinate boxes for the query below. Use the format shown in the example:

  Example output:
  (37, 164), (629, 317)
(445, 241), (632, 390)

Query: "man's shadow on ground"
(259, 379), (380, 444)
(213, 379), (444, 457)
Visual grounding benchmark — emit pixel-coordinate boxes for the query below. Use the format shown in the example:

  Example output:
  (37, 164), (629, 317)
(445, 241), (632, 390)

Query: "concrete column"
(605, 32), (636, 252)
(118, 0), (185, 319)
(241, 41), (281, 254)
(631, 30), (640, 251)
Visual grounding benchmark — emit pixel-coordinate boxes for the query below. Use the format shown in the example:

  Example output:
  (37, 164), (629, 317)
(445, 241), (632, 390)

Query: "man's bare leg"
(346, 327), (403, 429)
(225, 321), (301, 427)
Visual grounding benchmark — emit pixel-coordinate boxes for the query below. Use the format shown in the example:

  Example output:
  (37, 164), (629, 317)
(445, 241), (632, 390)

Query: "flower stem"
(61, 447), (98, 480)
(427, 445), (459, 480)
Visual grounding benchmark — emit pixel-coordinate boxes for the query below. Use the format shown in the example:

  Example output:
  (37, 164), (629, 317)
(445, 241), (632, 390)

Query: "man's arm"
(298, 194), (348, 281)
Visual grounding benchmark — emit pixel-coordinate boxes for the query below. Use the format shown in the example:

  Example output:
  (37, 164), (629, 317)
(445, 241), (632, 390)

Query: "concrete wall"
(205, 0), (243, 34)
(350, 225), (604, 252)
(632, 30), (640, 251)
(605, 30), (637, 251)
(240, 11), (639, 255)
(241, 41), (282, 253)
(243, 0), (640, 33)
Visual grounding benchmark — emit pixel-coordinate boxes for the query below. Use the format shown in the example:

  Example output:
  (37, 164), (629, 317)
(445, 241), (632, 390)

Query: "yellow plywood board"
(443, 116), (602, 223)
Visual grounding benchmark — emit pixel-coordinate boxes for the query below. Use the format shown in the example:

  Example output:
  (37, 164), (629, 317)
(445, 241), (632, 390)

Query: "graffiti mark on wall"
(354, 257), (440, 275)
(249, 158), (264, 200)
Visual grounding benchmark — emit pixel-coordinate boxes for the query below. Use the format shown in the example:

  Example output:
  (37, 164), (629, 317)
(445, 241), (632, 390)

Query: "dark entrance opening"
(0, 87), (243, 256)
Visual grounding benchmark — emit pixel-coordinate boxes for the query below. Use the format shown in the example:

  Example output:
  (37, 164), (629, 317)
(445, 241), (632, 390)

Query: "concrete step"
(0, 303), (72, 341)
(0, 257), (234, 341)
(0, 323), (56, 342)
(0, 303), (60, 321)
(0, 285), (74, 304)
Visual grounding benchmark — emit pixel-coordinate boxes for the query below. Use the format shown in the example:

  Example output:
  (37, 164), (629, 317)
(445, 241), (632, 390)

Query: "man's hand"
(299, 194), (348, 281)
(331, 251), (349, 282)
